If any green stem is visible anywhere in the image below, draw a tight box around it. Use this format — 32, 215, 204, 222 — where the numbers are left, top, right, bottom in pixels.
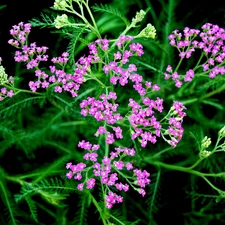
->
110, 214, 125, 225
114, 167, 136, 190
186, 158, 203, 170
85, 75, 106, 88
3, 84, 44, 96
180, 83, 225, 106
93, 77, 106, 88
90, 193, 108, 225
54, 95, 71, 106
147, 160, 225, 194
174, 57, 183, 72
5, 176, 26, 185
152, 146, 174, 158
200, 84, 225, 100
104, 121, 109, 157
66, 2, 100, 38
0, 181, 17, 225
201, 176, 223, 193
193, 53, 204, 70
83, 2, 101, 38
137, 61, 163, 74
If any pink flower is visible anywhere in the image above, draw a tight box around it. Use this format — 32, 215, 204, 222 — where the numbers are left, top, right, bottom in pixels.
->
77, 183, 84, 191
86, 178, 96, 189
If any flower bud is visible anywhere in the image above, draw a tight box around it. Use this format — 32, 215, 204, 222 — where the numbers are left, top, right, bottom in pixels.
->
219, 126, 225, 137
0, 65, 8, 85
201, 136, 211, 148
199, 150, 211, 159
53, 0, 68, 10
136, 23, 156, 39
131, 10, 146, 26
54, 14, 69, 29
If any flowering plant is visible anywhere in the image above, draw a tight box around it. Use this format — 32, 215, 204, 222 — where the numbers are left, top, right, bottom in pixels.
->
1, 0, 225, 224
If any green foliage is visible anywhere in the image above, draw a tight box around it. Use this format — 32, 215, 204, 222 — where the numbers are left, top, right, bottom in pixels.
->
25, 197, 38, 223
29, 13, 56, 28
0, 95, 46, 119
15, 178, 75, 205
72, 194, 89, 225
92, 4, 129, 26
147, 169, 162, 221
110, 209, 140, 225
66, 27, 89, 66
0, 175, 20, 225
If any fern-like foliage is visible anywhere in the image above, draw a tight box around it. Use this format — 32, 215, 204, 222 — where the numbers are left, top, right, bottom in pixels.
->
0, 95, 46, 119
33, 155, 71, 183
72, 194, 89, 225
29, 13, 56, 28
0, 173, 20, 225
188, 192, 225, 204
156, 0, 178, 75
65, 27, 90, 66
25, 197, 38, 223
0, 124, 27, 156
110, 209, 140, 225
15, 178, 76, 206
146, 169, 162, 224
92, 4, 129, 26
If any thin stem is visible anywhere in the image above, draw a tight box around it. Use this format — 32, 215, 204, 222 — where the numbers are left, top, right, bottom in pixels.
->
186, 158, 203, 170
152, 146, 174, 158
64, 4, 100, 38
85, 75, 106, 88
0, 181, 17, 225
201, 176, 223, 194
83, 2, 101, 38
54, 95, 71, 106
5, 176, 26, 185
110, 214, 125, 225
147, 160, 225, 194
104, 120, 109, 157
90, 193, 108, 225
174, 57, 183, 72
200, 84, 225, 100
193, 53, 204, 70
3, 84, 44, 96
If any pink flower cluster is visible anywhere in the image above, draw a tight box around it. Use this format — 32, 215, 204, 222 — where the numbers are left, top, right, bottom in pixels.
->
8, 22, 49, 70
80, 92, 124, 144
102, 35, 160, 95
8, 23, 102, 97
80, 92, 122, 122
8, 22, 31, 45
0, 87, 14, 101
128, 97, 163, 147
94, 125, 123, 144
88, 38, 110, 53
162, 101, 186, 148
66, 141, 150, 208
164, 65, 195, 88
8, 25, 160, 101
165, 23, 225, 87
105, 192, 123, 209
28, 54, 87, 97
128, 98, 187, 148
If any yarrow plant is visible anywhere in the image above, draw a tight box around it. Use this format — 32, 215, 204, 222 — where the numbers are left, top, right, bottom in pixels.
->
1, 1, 225, 225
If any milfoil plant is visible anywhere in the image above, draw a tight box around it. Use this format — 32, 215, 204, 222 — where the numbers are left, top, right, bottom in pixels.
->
1, 0, 225, 224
